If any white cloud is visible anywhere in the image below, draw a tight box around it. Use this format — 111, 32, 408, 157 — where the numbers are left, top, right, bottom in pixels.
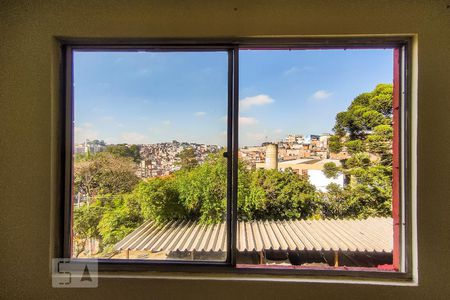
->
162, 120, 171, 126
273, 129, 283, 134
239, 116, 258, 126
137, 68, 151, 76
242, 131, 269, 146
311, 90, 333, 100
194, 111, 206, 117
74, 123, 99, 143
246, 132, 266, 140
101, 116, 124, 127
240, 94, 274, 110
283, 67, 300, 76
119, 132, 150, 144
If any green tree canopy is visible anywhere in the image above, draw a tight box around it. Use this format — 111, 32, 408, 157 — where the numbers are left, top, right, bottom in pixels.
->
105, 144, 141, 163
322, 83, 394, 219
322, 162, 341, 179
239, 168, 319, 221
97, 194, 143, 248
134, 177, 188, 224
176, 148, 199, 171
73, 202, 103, 257
333, 84, 393, 140
74, 152, 140, 197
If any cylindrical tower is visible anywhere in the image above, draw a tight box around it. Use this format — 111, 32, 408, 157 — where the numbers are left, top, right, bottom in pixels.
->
265, 143, 278, 170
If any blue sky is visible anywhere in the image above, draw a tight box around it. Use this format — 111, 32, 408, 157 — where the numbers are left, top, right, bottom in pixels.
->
74, 49, 393, 146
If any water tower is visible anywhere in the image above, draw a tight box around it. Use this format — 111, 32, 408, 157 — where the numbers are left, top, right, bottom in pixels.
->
265, 143, 278, 170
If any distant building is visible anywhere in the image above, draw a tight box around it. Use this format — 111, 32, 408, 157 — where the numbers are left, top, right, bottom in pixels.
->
285, 134, 302, 143
257, 158, 344, 192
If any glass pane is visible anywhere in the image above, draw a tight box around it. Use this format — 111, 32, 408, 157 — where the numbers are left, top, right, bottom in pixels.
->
237, 49, 396, 270
72, 50, 229, 262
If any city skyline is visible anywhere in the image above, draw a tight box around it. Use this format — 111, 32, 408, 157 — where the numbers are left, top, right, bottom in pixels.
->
74, 49, 393, 146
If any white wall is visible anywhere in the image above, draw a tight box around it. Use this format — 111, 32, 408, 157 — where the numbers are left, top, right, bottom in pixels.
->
308, 170, 344, 192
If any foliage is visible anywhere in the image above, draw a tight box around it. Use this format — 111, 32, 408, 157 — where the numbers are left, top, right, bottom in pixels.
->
366, 124, 393, 165
345, 140, 364, 154
176, 148, 199, 171
333, 84, 393, 140
97, 194, 143, 246
328, 135, 343, 153
105, 144, 141, 163
321, 83, 394, 219
72, 202, 104, 257
175, 152, 227, 223
90, 139, 106, 146
319, 183, 356, 218
134, 177, 188, 224
322, 162, 341, 179
239, 168, 319, 221
130, 151, 320, 226
74, 152, 139, 197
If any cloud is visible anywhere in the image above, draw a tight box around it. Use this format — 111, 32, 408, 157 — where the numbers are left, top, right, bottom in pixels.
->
311, 90, 333, 100
239, 116, 258, 126
101, 116, 124, 127
273, 129, 283, 134
246, 132, 266, 140
240, 94, 274, 110
114, 57, 124, 63
194, 111, 206, 117
283, 67, 300, 76
162, 120, 171, 126
74, 123, 99, 143
242, 131, 269, 146
119, 132, 150, 144
137, 68, 151, 76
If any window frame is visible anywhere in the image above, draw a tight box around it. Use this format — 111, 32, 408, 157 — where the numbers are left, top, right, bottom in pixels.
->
59, 36, 414, 282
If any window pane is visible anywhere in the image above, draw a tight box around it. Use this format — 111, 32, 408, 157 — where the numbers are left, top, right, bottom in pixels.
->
237, 49, 396, 270
72, 51, 229, 262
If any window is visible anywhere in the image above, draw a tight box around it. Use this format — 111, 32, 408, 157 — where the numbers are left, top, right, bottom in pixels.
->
62, 38, 412, 280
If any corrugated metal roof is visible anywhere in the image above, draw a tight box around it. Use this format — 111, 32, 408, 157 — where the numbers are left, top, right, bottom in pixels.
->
114, 217, 392, 253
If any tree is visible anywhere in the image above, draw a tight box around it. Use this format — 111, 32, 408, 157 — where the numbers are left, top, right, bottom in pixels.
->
135, 177, 188, 224
175, 152, 227, 224
90, 139, 106, 146
366, 124, 393, 165
97, 194, 143, 248
131, 151, 321, 225
105, 144, 141, 163
72, 202, 103, 257
319, 183, 356, 218
324, 83, 394, 219
328, 135, 343, 153
322, 162, 341, 179
176, 148, 198, 171
345, 140, 364, 154
74, 152, 140, 197
239, 168, 319, 221
333, 84, 393, 140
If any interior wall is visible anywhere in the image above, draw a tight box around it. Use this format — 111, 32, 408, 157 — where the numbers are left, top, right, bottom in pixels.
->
1, 0, 449, 299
